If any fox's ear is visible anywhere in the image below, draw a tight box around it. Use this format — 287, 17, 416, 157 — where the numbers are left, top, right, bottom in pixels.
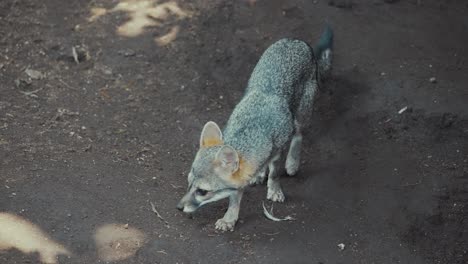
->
216, 145, 239, 173
200, 121, 223, 148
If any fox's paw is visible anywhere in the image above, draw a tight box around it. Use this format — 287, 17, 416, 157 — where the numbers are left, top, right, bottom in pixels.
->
267, 188, 285, 202
215, 218, 236, 232
285, 160, 299, 176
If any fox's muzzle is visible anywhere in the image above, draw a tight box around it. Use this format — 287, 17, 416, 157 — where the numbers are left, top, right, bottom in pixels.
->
176, 202, 184, 211
176, 192, 200, 213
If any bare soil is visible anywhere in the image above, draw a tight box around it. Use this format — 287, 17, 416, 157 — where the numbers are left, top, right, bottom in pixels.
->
1, 0, 467, 263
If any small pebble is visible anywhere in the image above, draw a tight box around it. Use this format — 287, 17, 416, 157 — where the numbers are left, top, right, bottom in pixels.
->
337, 243, 345, 251
429, 77, 437, 83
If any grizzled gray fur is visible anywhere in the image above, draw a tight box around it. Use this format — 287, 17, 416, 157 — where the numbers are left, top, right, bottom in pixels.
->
177, 26, 333, 232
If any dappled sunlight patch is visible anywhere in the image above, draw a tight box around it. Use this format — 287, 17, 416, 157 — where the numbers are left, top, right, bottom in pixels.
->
88, 0, 191, 45
88, 7, 108, 22
155, 25, 180, 46
0, 213, 70, 264
94, 223, 146, 262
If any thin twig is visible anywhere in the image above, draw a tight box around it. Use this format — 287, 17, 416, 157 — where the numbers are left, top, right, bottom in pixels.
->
19, 87, 43, 98
58, 79, 77, 90
133, 175, 144, 183
262, 232, 280, 236
401, 180, 422, 187
150, 201, 169, 226
262, 201, 295, 222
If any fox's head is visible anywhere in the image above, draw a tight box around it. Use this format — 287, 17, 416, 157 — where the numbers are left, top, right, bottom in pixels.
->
177, 121, 249, 213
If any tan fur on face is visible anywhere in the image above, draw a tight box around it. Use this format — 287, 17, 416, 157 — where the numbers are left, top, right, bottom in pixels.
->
230, 157, 255, 187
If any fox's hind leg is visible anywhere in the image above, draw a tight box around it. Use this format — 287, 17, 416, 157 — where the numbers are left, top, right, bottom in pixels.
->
285, 120, 302, 176
267, 153, 285, 202
286, 78, 317, 176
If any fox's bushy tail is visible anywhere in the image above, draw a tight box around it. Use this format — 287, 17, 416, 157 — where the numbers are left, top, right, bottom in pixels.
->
314, 25, 333, 79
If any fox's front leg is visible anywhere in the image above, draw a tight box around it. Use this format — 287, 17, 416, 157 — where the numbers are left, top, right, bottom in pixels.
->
215, 189, 243, 232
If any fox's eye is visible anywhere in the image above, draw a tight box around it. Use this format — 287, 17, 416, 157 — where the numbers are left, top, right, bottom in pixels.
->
196, 188, 208, 196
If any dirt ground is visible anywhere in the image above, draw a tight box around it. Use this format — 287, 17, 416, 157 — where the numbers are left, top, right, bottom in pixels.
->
1, 0, 467, 263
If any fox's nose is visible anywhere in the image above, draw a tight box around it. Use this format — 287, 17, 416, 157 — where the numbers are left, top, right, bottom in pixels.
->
176, 202, 184, 211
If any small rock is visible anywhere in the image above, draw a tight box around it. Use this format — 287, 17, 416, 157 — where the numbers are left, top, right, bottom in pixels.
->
124, 223, 129, 229
429, 77, 437, 83
25, 69, 44, 80
118, 49, 136, 57
337, 243, 345, 251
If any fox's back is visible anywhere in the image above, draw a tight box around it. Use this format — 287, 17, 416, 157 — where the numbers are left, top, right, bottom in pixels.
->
246, 39, 314, 98
224, 39, 315, 161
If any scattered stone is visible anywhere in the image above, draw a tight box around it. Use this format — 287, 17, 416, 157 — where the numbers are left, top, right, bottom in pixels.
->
118, 49, 136, 57
337, 243, 345, 251
25, 69, 44, 80
429, 77, 437, 83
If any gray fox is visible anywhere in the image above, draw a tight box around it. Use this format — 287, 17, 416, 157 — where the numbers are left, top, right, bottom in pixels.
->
177, 26, 333, 231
